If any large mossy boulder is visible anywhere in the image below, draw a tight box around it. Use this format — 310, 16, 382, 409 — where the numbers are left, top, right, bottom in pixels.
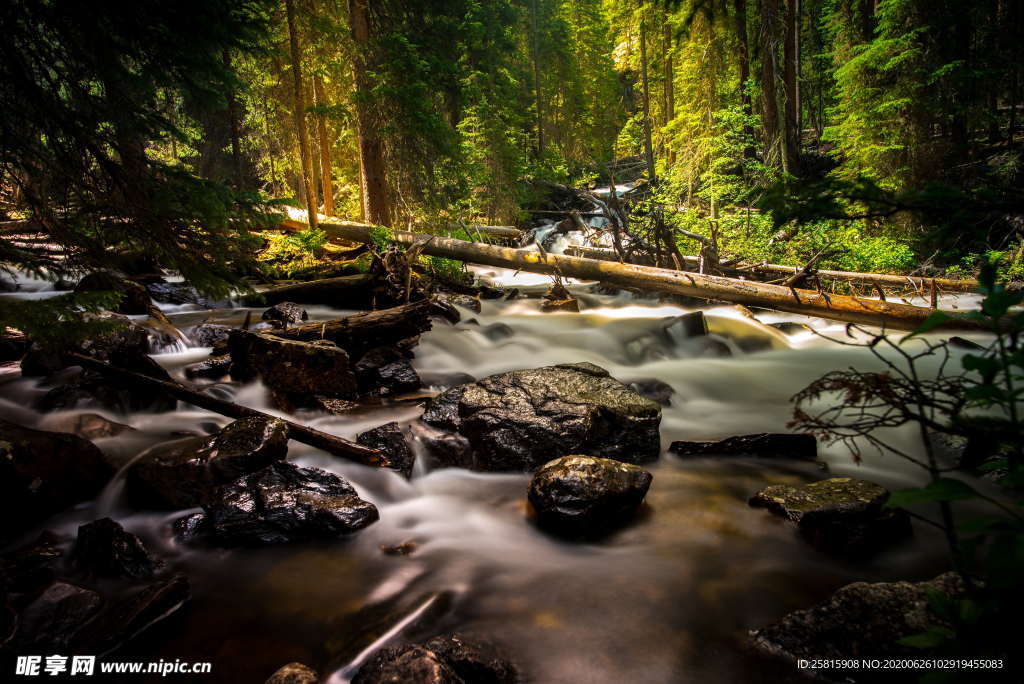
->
528, 455, 653, 538
751, 573, 967, 682
421, 363, 661, 472
749, 477, 911, 556
186, 461, 379, 545
0, 419, 112, 540
127, 416, 289, 509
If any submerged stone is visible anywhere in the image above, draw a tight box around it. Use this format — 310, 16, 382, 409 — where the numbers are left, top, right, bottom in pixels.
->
670, 433, 817, 460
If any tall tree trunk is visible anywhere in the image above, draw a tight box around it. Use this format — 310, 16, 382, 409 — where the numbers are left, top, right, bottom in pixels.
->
348, 0, 390, 225
285, 0, 318, 230
782, 0, 800, 174
639, 18, 656, 183
735, 0, 754, 158
312, 75, 335, 216
223, 50, 243, 187
530, 0, 545, 157
758, 0, 783, 170
663, 18, 675, 163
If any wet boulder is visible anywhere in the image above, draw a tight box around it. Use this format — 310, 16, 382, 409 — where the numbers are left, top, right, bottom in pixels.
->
74, 575, 190, 655
262, 301, 308, 328
186, 323, 232, 347
41, 412, 135, 441
751, 573, 967, 681
0, 531, 63, 595
196, 461, 379, 545
228, 330, 358, 397
626, 378, 675, 406
37, 350, 176, 414
21, 311, 150, 377
357, 422, 415, 478
528, 455, 653, 538
10, 581, 103, 650
670, 433, 816, 460
184, 354, 233, 380
354, 634, 517, 684
266, 662, 319, 684
76, 271, 152, 315
71, 518, 162, 579
0, 419, 111, 540
354, 345, 421, 397
749, 477, 912, 556
127, 416, 289, 509
421, 363, 661, 472
438, 294, 482, 314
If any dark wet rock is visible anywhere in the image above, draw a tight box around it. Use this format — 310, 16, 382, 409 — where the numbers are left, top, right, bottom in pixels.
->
354, 633, 516, 684
75, 575, 190, 655
13, 581, 103, 650
412, 424, 475, 470
147, 281, 223, 308
0, 531, 63, 595
262, 302, 308, 328
769, 321, 813, 335
229, 330, 358, 397
354, 345, 421, 397
128, 416, 289, 509
0, 327, 29, 362
478, 285, 505, 299
186, 323, 233, 347
665, 310, 708, 338
528, 455, 653, 537
266, 662, 319, 684
421, 363, 661, 472
419, 371, 476, 389
42, 412, 135, 441
198, 461, 379, 545
76, 271, 152, 315
751, 573, 967, 680
172, 512, 209, 544
439, 294, 482, 314
184, 354, 233, 380
627, 378, 675, 406
0, 419, 111, 540
71, 518, 162, 579
21, 311, 150, 377
749, 477, 912, 556
357, 422, 415, 478
540, 298, 579, 313
670, 433, 817, 460
480, 322, 514, 342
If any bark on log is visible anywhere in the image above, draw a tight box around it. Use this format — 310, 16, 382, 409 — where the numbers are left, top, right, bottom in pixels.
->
565, 246, 979, 293
278, 215, 522, 243
270, 300, 433, 357
284, 215, 980, 331
67, 353, 391, 469
244, 274, 376, 308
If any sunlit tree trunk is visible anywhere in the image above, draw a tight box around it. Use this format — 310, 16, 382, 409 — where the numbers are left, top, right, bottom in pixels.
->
223, 50, 243, 187
285, 0, 318, 230
663, 17, 675, 164
735, 0, 754, 158
348, 0, 389, 225
639, 18, 656, 183
530, 0, 546, 157
312, 75, 334, 216
758, 0, 783, 170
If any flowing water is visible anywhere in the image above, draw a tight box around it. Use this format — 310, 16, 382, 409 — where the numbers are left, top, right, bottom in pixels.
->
0, 249, 991, 683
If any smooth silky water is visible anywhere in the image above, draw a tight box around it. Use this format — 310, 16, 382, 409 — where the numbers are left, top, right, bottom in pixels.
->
0, 264, 989, 683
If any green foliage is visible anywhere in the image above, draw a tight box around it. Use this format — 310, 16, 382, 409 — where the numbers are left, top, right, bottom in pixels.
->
257, 229, 332, 279
0, 292, 125, 349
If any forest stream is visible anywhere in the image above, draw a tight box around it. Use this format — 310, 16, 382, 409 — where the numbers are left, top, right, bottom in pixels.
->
0, 235, 992, 682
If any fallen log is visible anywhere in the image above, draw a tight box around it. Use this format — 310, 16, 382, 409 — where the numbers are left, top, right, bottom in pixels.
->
244, 274, 376, 308
67, 353, 392, 469
270, 300, 434, 357
284, 215, 980, 331
566, 246, 980, 293
278, 214, 523, 243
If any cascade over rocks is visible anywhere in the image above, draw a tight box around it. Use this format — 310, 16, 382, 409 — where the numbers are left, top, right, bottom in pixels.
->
420, 363, 661, 471
187, 461, 379, 545
670, 433, 817, 460
0, 419, 111, 540
354, 633, 517, 684
127, 416, 289, 509
751, 573, 967, 682
528, 455, 653, 537
749, 477, 912, 556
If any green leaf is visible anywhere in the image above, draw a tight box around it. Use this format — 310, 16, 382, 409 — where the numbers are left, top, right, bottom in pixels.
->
886, 479, 977, 507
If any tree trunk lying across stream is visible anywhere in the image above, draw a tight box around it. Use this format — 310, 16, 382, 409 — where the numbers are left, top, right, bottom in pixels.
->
280, 214, 979, 331
563, 246, 979, 293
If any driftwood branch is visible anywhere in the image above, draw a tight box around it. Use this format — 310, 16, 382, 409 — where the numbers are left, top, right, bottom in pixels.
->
68, 353, 392, 469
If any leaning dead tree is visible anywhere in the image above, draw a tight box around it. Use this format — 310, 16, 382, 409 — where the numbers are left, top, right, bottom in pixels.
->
281, 211, 981, 331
